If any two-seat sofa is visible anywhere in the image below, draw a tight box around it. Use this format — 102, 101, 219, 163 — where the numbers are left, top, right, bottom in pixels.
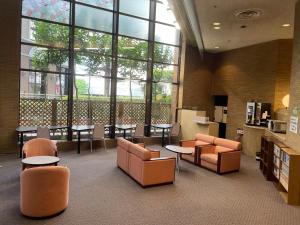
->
117, 138, 176, 187
180, 134, 241, 174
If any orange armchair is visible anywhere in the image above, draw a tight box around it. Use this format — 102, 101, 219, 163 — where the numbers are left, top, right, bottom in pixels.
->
23, 138, 57, 158
20, 166, 70, 218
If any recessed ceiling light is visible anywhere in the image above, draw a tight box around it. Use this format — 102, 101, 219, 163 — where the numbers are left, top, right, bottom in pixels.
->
214, 46, 220, 49
282, 23, 291, 27
214, 26, 221, 30
213, 22, 221, 26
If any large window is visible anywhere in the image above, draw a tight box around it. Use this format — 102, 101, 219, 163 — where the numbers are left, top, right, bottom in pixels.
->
20, 0, 181, 137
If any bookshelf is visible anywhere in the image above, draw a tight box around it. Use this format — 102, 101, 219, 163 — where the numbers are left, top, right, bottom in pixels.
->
260, 136, 276, 181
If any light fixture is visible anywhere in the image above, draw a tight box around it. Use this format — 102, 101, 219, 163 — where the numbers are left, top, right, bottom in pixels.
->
282, 23, 291, 27
214, 26, 221, 30
213, 22, 221, 26
282, 94, 290, 108
214, 46, 220, 49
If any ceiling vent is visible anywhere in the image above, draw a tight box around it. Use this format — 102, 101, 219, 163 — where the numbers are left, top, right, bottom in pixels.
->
235, 9, 263, 20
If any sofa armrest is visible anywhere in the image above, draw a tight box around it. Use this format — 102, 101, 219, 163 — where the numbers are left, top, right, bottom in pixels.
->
180, 140, 196, 147
142, 158, 176, 186
217, 150, 241, 174
196, 145, 215, 165
145, 147, 161, 158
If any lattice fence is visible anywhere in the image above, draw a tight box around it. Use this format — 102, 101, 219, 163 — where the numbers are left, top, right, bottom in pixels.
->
20, 98, 171, 126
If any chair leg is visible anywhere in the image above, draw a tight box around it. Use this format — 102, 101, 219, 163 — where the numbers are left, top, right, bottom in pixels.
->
90, 139, 93, 152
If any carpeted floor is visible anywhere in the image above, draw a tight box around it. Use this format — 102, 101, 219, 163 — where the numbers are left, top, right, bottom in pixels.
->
1, 146, 300, 225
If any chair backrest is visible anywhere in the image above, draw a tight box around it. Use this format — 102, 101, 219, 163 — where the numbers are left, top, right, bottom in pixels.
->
23, 138, 57, 158
170, 123, 180, 137
20, 166, 70, 217
93, 124, 105, 139
37, 127, 50, 139
133, 124, 144, 138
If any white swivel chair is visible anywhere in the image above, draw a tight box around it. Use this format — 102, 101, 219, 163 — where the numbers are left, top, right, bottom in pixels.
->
168, 123, 181, 144
37, 127, 51, 139
132, 124, 145, 144
90, 124, 107, 152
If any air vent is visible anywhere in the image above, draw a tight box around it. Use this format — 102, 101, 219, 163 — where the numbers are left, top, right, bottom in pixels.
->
235, 9, 263, 20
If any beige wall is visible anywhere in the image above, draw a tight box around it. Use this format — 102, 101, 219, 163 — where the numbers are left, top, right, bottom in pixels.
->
182, 45, 214, 117
0, 0, 21, 153
286, 1, 300, 152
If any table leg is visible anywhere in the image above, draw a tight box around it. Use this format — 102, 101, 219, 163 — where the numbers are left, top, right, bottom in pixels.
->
161, 128, 165, 147
176, 153, 180, 173
19, 132, 24, 158
77, 131, 81, 154
123, 130, 126, 139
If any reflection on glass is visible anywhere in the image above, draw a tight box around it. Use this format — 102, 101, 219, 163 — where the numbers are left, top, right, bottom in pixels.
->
76, 4, 113, 32
117, 59, 147, 80
154, 43, 179, 64
119, 15, 149, 40
119, 0, 150, 18
22, 0, 70, 24
21, 45, 69, 72
21, 19, 69, 48
75, 29, 112, 55
118, 37, 148, 60
156, 1, 176, 24
76, 0, 113, 10
155, 23, 180, 45
153, 64, 178, 83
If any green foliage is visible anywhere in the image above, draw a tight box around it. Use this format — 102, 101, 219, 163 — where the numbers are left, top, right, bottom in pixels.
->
75, 79, 88, 95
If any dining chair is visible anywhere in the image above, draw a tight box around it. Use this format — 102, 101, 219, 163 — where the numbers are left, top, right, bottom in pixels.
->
90, 124, 106, 152
37, 127, 50, 139
168, 123, 181, 144
132, 123, 145, 144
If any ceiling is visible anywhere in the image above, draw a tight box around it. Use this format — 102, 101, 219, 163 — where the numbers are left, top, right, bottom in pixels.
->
193, 0, 297, 53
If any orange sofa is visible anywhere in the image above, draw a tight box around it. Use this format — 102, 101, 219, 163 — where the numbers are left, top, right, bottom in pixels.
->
180, 134, 241, 174
20, 166, 70, 218
117, 138, 176, 187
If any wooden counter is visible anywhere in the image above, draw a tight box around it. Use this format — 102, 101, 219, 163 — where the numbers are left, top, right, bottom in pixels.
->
242, 125, 267, 157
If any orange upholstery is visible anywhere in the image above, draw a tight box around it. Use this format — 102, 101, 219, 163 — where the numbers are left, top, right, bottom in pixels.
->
23, 138, 57, 158
213, 138, 241, 150
116, 138, 175, 187
20, 166, 70, 218
201, 154, 218, 164
195, 133, 215, 144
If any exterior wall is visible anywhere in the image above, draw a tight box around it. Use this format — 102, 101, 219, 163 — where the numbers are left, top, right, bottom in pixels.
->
212, 40, 292, 140
0, 0, 21, 153
286, 0, 300, 153
182, 45, 213, 116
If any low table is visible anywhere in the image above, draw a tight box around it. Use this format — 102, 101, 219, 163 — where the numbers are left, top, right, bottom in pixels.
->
22, 156, 60, 167
165, 145, 194, 172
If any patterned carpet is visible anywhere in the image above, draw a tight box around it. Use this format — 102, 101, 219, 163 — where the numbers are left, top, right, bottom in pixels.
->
1, 146, 300, 225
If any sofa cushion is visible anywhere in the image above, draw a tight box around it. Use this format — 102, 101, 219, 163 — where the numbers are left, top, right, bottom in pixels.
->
215, 146, 233, 153
195, 134, 215, 144
214, 138, 241, 150
117, 138, 131, 151
128, 143, 151, 161
195, 140, 211, 147
201, 154, 218, 164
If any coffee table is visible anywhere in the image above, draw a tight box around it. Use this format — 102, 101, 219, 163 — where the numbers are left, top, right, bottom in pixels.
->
22, 156, 60, 167
165, 145, 194, 172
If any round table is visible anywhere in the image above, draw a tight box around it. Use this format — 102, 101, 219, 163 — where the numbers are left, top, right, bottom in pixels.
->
22, 156, 60, 167
165, 145, 194, 172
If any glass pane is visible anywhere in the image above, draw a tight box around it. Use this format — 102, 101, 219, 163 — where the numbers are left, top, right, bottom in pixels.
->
21, 45, 69, 72
19, 71, 68, 126
119, 0, 150, 18
76, 0, 113, 10
73, 76, 111, 125
75, 4, 113, 32
21, 19, 69, 48
75, 53, 112, 76
75, 28, 112, 56
156, 1, 176, 24
152, 83, 178, 124
153, 64, 178, 83
117, 59, 147, 80
22, 0, 70, 24
118, 37, 148, 60
119, 15, 149, 40
116, 80, 146, 125
155, 23, 180, 45
154, 43, 179, 64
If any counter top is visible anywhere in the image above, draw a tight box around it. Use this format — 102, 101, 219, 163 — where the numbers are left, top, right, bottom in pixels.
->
243, 124, 267, 130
